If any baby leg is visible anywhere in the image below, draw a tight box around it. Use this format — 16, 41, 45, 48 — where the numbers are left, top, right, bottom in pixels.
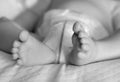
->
12, 30, 56, 66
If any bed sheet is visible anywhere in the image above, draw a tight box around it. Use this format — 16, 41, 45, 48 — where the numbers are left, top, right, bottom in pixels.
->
0, 51, 120, 82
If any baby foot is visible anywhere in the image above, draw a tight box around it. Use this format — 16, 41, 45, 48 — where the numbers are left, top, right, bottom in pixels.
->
69, 22, 97, 65
12, 31, 56, 66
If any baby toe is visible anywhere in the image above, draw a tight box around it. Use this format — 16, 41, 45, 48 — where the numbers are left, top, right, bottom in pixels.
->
81, 38, 90, 44
19, 30, 29, 42
82, 44, 89, 51
13, 40, 21, 48
79, 31, 88, 38
12, 47, 19, 54
18, 46, 26, 58
73, 22, 84, 34
17, 59, 23, 65
13, 54, 19, 60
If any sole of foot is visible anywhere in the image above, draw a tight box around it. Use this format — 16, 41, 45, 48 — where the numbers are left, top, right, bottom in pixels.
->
12, 30, 56, 66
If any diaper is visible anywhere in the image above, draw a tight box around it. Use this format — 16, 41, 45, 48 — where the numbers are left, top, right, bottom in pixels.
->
40, 9, 109, 40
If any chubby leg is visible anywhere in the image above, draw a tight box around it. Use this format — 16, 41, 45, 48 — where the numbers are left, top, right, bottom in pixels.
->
69, 22, 98, 65
12, 31, 56, 66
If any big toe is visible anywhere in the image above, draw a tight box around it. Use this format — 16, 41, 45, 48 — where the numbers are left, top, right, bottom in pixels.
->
19, 30, 29, 42
73, 22, 84, 34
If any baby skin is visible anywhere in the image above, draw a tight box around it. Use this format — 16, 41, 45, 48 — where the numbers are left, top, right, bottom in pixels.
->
12, 0, 120, 66
12, 22, 64, 66
49, 0, 120, 65
70, 20, 120, 65
69, 22, 98, 65
12, 31, 56, 66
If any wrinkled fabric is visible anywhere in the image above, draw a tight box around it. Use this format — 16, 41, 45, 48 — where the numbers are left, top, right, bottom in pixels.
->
39, 9, 109, 40
0, 51, 120, 82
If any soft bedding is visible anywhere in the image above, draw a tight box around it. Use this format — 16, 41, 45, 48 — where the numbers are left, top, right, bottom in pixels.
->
0, 51, 120, 82
0, 0, 120, 82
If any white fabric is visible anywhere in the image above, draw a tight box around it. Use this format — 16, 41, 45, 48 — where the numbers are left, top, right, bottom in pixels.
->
39, 9, 109, 41
0, 0, 23, 19
0, 51, 120, 82
0, 0, 50, 19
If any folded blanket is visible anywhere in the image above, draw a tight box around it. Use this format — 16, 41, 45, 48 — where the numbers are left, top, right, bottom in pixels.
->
0, 51, 120, 82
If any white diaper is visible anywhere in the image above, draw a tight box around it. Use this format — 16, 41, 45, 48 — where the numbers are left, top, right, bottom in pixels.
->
40, 9, 109, 40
